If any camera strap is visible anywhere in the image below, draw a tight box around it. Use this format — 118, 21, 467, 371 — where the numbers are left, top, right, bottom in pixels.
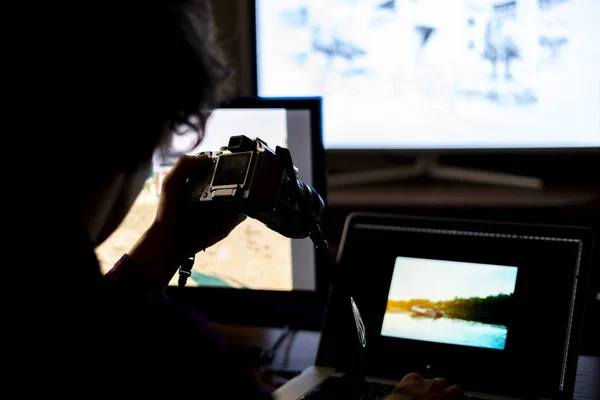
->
310, 223, 367, 391
177, 255, 196, 288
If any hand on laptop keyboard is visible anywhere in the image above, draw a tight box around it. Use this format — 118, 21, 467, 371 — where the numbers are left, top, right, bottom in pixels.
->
301, 372, 462, 400
383, 372, 463, 400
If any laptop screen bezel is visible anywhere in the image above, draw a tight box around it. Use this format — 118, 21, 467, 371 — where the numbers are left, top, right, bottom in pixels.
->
316, 212, 593, 398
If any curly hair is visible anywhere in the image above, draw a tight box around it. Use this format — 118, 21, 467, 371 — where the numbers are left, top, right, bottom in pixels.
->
63, 0, 234, 175
161, 0, 235, 145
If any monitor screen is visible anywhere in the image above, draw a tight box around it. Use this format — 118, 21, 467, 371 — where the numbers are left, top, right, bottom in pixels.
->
255, 0, 600, 149
96, 106, 317, 291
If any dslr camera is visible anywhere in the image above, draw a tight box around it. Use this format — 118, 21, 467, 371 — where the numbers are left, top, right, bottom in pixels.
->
189, 135, 325, 239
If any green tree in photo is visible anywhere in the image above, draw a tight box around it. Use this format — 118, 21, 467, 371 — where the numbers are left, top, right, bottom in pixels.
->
386, 293, 513, 326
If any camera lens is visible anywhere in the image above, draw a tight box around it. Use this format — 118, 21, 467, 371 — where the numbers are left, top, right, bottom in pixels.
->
296, 179, 325, 224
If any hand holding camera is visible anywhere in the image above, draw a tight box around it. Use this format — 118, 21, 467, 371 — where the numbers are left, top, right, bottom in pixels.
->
127, 153, 247, 289
156, 154, 249, 253
127, 135, 325, 290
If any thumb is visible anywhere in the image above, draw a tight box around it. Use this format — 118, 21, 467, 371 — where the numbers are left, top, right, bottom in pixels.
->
162, 154, 211, 193
199, 213, 248, 249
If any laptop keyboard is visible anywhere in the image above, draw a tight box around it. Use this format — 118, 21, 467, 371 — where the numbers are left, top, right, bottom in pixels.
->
300, 375, 501, 400
300, 377, 395, 399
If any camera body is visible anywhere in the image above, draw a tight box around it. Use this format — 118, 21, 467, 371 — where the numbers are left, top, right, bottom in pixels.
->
189, 135, 324, 239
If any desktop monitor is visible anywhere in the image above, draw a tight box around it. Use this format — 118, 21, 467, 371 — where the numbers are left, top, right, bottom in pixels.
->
252, 0, 600, 151
96, 97, 328, 328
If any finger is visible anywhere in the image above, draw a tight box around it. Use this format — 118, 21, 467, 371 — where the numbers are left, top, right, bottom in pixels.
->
229, 213, 247, 227
391, 373, 425, 397
197, 206, 247, 224
173, 154, 211, 180
444, 384, 464, 399
400, 372, 424, 384
201, 212, 246, 228
196, 213, 248, 248
429, 377, 449, 391
214, 213, 247, 234
162, 154, 210, 191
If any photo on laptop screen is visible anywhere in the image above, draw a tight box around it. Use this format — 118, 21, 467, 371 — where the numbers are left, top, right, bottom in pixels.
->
381, 257, 518, 350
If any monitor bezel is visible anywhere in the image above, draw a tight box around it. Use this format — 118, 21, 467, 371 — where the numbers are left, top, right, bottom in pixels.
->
164, 97, 329, 330
249, 0, 600, 153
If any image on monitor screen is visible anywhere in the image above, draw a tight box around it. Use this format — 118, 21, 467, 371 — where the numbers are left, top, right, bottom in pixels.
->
381, 257, 518, 350
256, 0, 600, 149
96, 107, 316, 291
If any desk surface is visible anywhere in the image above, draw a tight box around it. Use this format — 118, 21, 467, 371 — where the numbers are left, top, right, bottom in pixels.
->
220, 326, 599, 399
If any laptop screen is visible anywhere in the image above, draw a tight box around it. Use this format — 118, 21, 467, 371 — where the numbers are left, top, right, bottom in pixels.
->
319, 214, 592, 399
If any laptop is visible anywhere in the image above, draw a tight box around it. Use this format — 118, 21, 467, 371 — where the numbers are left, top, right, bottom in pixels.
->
275, 213, 594, 400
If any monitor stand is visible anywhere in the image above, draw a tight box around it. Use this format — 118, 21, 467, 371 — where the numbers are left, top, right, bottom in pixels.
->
328, 155, 544, 189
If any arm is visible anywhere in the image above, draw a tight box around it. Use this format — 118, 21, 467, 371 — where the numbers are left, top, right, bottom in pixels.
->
103, 252, 273, 399
109, 222, 187, 291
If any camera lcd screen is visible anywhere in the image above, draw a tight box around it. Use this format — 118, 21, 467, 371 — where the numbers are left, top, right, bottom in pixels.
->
212, 152, 252, 186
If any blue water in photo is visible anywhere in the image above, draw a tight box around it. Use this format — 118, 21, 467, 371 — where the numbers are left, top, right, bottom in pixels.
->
381, 312, 508, 350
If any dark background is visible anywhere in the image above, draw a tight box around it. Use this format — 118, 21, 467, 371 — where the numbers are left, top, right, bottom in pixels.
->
208, 1, 599, 355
